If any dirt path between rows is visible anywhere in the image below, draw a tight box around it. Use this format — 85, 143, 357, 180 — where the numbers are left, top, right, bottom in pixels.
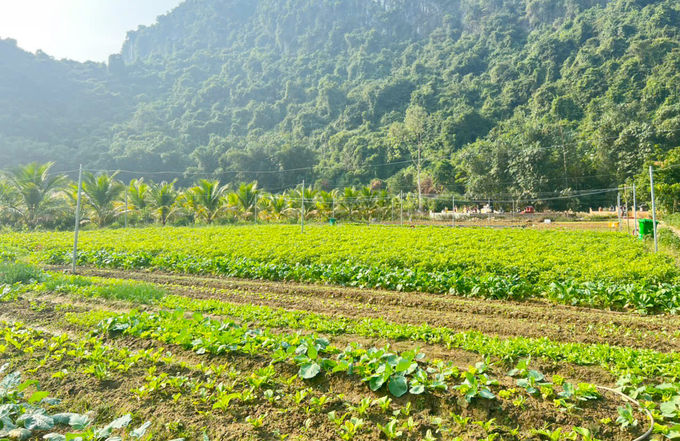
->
57, 266, 680, 352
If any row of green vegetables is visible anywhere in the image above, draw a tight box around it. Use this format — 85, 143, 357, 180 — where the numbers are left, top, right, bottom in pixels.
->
1, 224, 676, 292
28, 270, 680, 381
58, 307, 668, 439
35, 248, 680, 314
0, 318, 624, 441
95, 308, 446, 398
6, 268, 680, 438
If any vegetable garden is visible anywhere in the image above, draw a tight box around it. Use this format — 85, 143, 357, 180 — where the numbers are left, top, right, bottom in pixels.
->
0, 225, 678, 440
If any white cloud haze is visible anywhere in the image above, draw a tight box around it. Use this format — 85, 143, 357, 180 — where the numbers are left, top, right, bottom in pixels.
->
0, 0, 183, 62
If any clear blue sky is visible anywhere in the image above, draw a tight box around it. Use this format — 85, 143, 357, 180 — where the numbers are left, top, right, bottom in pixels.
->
0, 0, 184, 62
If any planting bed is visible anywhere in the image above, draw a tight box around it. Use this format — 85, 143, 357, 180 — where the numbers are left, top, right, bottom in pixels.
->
0, 225, 677, 440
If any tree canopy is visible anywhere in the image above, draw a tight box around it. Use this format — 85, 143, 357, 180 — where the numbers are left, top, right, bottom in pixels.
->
1, 0, 680, 207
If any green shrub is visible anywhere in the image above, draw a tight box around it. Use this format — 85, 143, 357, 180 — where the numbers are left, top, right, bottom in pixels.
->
659, 228, 680, 251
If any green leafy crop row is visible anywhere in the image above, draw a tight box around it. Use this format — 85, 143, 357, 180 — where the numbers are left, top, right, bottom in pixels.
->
20, 267, 680, 382
1, 225, 678, 313
94, 309, 458, 398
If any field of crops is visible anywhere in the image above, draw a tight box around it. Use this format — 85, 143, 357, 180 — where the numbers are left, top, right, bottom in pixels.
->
0, 225, 679, 440
1, 225, 679, 313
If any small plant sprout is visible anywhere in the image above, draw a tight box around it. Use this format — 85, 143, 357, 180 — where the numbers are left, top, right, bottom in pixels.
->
400, 417, 416, 433
393, 402, 412, 417
573, 427, 602, 441
372, 396, 392, 412
264, 389, 280, 404
348, 397, 371, 416
338, 417, 364, 441
308, 394, 329, 413
423, 429, 437, 441
327, 410, 348, 428
473, 418, 497, 433
531, 427, 567, 441
616, 404, 638, 429
246, 414, 265, 429
377, 419, 403, 439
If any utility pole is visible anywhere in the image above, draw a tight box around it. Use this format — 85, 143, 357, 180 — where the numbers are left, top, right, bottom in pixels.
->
254, 193, 258, 223
650, 166, 658, 252
400, 191, 403, 227
124, 187, 128, 229
617, 191, 622, 231
417, 144, 422, 214
301, 180, 305, 233
625, 186, 630, 234
487, 198, 491, 222
633, 184, 637, 236
72, 165, 83, 274
452, 194, 455, 227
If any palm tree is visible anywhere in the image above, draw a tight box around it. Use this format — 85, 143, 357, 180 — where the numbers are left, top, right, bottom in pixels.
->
338, 187, 360, 221
127, 179, 150, 210
288, 186, 317, 220
0, 178, 19, 224
126, 178, 152, 224
261, 193, 290, 221
228, 182, 260, 221
3, 162, 68, 229
357, 186, 375, 222
178, 188, 199, 224
186, 179, 230, 224
80, 172, 125, 228
374, 189, 391, 220
314, 190, 339, 220
149, 180, 179, 226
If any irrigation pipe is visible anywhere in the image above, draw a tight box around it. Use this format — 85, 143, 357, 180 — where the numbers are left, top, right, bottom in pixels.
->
596, 385, 654, 441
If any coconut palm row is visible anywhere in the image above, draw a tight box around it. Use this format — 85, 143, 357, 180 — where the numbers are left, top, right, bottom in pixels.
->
0, 163, 415, 229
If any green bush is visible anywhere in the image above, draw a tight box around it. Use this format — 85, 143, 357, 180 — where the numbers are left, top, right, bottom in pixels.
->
659, 228, 680, 252
664, 213, 680, 229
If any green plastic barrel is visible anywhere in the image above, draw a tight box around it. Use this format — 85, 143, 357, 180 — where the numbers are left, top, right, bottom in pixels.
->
329, 218, 337, 226
638, 219, 656, 239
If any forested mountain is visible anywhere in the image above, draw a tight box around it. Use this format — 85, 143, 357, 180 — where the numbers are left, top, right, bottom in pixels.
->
1, 0, 680, 205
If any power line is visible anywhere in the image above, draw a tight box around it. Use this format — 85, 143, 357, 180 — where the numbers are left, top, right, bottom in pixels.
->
82, 159, 414, 177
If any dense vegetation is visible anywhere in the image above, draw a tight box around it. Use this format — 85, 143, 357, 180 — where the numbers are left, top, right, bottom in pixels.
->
3, 224, 678, 313
0, 162, 454, 231
2, 0, 680, 209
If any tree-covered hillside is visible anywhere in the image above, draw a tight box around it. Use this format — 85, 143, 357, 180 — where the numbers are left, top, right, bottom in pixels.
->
1, 0, 679, 206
